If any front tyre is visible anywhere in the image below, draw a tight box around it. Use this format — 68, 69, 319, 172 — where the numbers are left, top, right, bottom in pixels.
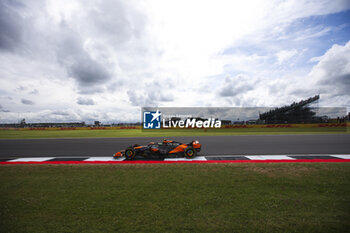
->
124, 147, 136, 160
184, 147, 197, 159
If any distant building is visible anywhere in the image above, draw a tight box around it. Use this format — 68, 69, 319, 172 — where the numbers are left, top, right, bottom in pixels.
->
221, 120, 232, 125
0, 122, 86, 128
246, 120, 257, 124
259, 95, 325, 124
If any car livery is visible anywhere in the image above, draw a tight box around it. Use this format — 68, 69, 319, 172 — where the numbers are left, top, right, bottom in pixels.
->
114, 139, 201, 160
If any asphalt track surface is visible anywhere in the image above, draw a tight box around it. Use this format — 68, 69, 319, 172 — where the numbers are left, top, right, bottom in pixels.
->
0, 134, 349, 159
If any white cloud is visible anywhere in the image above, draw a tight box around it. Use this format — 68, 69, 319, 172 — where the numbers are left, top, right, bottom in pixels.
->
219, 74, 257, 97
309, 41, 350, 102
21, 98, 34, 105
276, 49, 298, 65
0, 0, 350, 123
77, 97, 95, 106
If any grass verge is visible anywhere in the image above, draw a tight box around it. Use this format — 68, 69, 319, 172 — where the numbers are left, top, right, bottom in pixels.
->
1, 163, 350, 232
0, 127, 348, 139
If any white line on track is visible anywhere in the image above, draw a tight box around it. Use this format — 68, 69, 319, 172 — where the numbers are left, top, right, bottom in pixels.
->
4, 154, 350, 163
204, 154, 293, 157
330, 154, 350, 159
84, 157, 125, 161
164, 156, 207, 161
245, 155, 295, 160
8, 157, 55, 162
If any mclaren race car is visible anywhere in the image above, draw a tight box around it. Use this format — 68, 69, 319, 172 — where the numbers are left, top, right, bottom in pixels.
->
114, 139, 201, 160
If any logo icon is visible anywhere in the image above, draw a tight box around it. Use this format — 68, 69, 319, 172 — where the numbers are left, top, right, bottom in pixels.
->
143, 109, 161, 129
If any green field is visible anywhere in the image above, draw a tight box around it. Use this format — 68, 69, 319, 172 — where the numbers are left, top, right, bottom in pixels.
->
0, 127, 348, 139
1, 163, 350, 232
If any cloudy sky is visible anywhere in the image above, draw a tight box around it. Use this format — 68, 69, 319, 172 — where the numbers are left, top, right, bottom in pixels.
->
0, 0, 349, 123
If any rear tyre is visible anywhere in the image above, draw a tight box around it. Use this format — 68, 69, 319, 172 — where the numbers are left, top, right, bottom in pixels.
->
124, 147, 136, 160
184, 147, 197, 159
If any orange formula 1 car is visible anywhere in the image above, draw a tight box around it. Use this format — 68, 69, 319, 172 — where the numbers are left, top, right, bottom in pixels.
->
114, 139, 201, 160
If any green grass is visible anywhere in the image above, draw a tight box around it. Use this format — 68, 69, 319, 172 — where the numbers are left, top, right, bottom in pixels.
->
0, 127, 348, 139
1, 163, 350, 232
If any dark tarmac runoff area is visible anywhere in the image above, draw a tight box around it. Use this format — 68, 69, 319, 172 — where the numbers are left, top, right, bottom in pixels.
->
0, 134, 349, 158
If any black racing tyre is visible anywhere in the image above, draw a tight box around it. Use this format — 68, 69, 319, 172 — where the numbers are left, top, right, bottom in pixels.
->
184, 146, 197, 159
124, 147, 136, 160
